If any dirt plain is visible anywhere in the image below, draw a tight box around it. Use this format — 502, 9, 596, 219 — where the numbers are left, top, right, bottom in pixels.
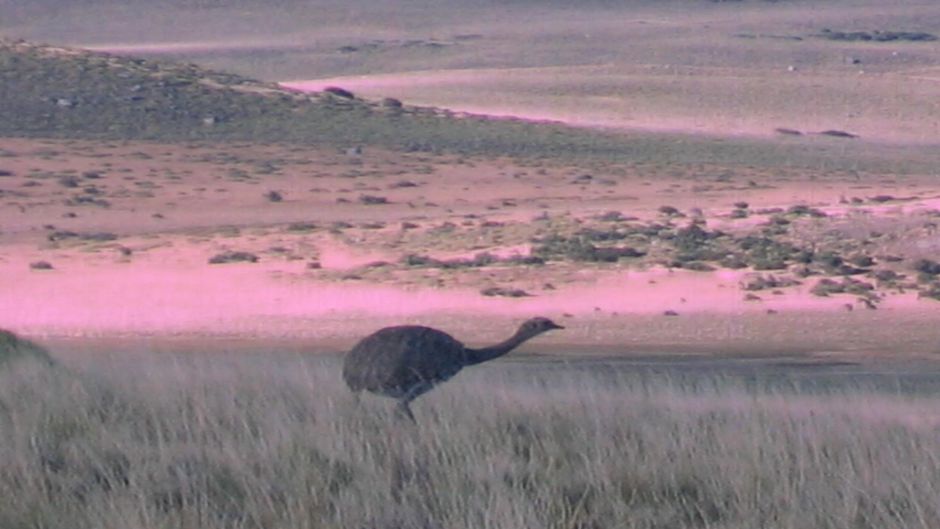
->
3, 135, 940, 360
2, 0, 940, 360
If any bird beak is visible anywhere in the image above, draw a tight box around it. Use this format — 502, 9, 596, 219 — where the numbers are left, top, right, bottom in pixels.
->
549, 322, 565, 330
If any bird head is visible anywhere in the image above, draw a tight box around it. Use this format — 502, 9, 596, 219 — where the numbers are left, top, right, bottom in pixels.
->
518, 317, 565, 338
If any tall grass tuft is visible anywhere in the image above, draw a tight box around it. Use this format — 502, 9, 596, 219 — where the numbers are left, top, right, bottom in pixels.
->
0, 329, 57, 367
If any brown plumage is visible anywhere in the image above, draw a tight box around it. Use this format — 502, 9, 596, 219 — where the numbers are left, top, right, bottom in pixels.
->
343, 317, 563, 420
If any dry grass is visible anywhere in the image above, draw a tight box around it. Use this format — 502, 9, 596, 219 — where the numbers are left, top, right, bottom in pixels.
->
1, 352, 939, 529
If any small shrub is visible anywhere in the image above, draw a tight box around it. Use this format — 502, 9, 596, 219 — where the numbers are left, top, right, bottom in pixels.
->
480, 287, 531, 297
811, 277, 873, 297
578, 228, 628, 242
390, 180, 418, 188
814, 251, 843, 269
402, 254, 437, 267
913, 258, 940, 275
287, 222, 316, 232
817, 29, 937, 42
811, 278, 843, 296
265, 190, 283, 202
29, 260, 54, 270
681, 261, 715, 272
786, 205, 827, 218
504, 255, 545, 265
720, 255, 749, 269
673, 224, 723, 261
740, 274, 800, 291
58, 175, 80, 188
848, 254, 874, 267
872, 269, 900, 282
358, 195, 389, 205
658, 205, 681, 217
918, 282, 940, 301
843, 278, 874, 295
80, 232, 117, 242
596, 211, 624, 222
208, 251, 259, 264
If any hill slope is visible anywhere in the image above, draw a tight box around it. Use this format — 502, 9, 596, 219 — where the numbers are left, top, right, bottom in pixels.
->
2, 39, 940, 175
0, 39, 630, 157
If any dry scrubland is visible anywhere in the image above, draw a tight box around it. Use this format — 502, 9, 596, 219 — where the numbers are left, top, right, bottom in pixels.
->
1, 352, 940, 529
3, 1, 940, 527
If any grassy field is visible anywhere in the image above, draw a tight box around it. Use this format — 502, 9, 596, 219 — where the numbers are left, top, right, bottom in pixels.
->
2, 351, 939, 529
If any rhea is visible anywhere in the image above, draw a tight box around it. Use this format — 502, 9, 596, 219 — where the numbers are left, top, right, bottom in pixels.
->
342, 317, 564, 421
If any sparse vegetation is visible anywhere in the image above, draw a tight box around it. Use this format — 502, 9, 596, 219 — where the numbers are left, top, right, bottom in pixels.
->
359, 194, 389, 205
29, 260, 54, 270
479, 286, 531, 297
817, 28, 938, 42
533, 233, 646, 263
208, 251, 260, 264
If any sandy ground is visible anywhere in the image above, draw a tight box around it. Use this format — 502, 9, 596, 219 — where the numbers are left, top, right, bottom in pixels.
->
2, 137, 940, 359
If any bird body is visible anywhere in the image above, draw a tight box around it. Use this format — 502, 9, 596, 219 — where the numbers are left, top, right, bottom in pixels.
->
343, 325, 466, 398
343, 317, 563, 420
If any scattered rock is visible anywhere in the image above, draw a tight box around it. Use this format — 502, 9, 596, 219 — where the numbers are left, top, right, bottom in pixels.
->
323, 86, 355, 99
381, 97, 403, 108
818, 130, 858, 139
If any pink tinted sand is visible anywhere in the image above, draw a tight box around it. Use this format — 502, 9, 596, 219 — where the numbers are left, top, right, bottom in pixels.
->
2, 243, 926, 339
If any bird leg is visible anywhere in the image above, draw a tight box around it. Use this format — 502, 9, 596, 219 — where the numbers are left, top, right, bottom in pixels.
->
395, 399, 416, 423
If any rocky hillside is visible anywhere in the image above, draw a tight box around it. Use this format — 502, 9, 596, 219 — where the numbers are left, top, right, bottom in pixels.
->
0, 39, 622, 156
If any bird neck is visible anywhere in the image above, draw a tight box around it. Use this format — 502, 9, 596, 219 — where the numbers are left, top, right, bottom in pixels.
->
463, 329, 533, 366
